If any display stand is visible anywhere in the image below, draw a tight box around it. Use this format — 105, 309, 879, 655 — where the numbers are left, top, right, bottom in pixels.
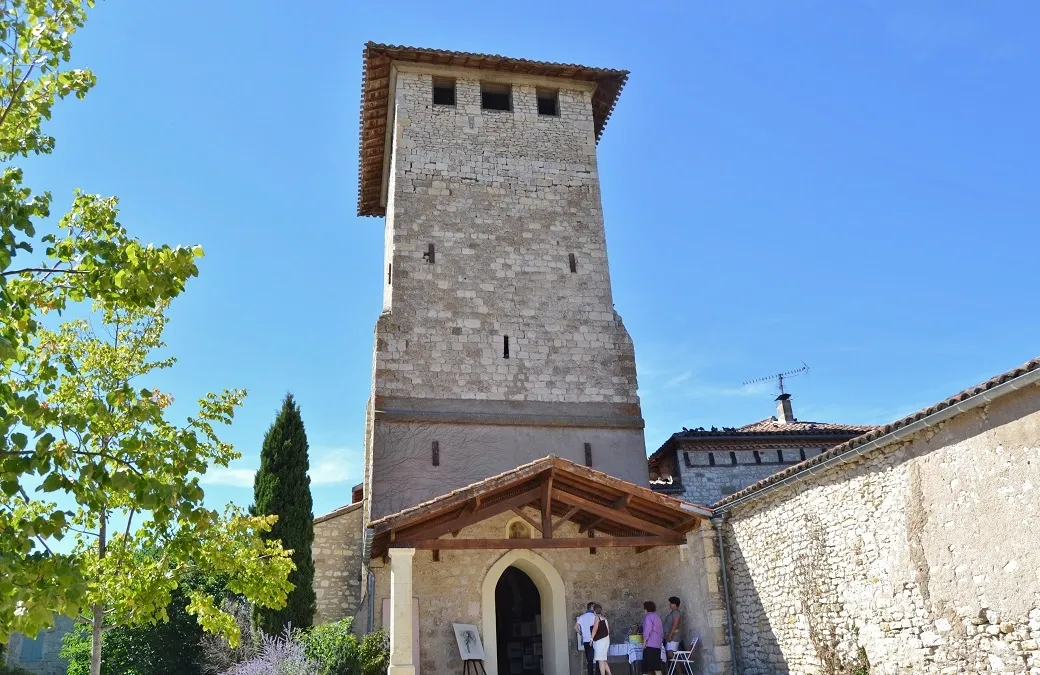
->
462, 659, 487, 675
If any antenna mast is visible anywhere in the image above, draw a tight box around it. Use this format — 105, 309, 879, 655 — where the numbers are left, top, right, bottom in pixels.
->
743, 362, 810, 396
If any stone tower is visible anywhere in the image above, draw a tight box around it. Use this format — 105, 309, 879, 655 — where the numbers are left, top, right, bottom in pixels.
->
358, 44, 647, 519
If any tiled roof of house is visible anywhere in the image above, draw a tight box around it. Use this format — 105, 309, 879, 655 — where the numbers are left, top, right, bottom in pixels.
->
357, 42, 629, 216
714, 356, 1040, 509
648, 418, 874, 466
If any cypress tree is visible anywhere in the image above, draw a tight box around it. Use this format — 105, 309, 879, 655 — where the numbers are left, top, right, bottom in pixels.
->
252, 393, 317, 633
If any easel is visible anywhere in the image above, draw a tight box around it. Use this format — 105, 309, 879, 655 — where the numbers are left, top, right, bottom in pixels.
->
462, 659, 487, 675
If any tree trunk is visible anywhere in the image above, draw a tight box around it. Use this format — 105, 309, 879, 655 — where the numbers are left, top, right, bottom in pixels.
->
90, 514, 107, 675
90, 603, 104, 675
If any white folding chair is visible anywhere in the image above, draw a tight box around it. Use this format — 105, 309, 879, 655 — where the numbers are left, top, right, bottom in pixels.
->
666, 635, 698, 675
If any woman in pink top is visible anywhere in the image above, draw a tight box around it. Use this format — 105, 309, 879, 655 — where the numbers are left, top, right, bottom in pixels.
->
641, 600, 664, 675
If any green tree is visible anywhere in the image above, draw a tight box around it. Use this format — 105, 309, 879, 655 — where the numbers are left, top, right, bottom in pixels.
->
252, 394, 317, 634
0, 3, 296, 674
60, 571, 221, 675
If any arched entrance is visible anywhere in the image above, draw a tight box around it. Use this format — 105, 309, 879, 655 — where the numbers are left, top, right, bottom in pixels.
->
481, 550, 567, 675
495, 567, 542, 675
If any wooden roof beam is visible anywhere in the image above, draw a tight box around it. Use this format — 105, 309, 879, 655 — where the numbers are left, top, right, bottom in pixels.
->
554, 490, 679, 538
396, 488, 539, 544
408, 536, 684, 550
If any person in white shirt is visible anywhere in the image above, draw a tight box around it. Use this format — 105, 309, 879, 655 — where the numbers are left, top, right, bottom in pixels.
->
574, 602, 596, 675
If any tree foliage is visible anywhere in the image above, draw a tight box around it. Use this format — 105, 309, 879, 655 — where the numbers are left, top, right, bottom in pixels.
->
0, 2, 295, 672
252, 394, 317, 634
61, 572, 220, 675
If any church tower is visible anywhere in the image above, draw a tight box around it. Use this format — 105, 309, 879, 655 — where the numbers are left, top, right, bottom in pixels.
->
358, 44, 646, 519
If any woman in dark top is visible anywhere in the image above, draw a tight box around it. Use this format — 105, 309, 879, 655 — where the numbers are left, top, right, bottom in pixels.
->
591, 603, 613, 675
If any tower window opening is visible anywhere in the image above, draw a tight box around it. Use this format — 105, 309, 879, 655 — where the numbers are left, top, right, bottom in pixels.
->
753, 450, 761, 464
800, 448, 807, 461
503, 335, 509, 359
387, 263, 392, 285
708, 453, 715, 466
584, 442, 592, 467
568, 253, 577, 273
432, 77, 456, 106
537, 87, 559, 116
432, 440, 440, 466
777, 450, 784, 463
730, 451, 738, 465
481, 82, 512, 111
423, 243, 435, 264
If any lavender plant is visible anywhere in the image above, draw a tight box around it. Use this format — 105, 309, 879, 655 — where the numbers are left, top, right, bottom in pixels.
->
221, 626, 320, 675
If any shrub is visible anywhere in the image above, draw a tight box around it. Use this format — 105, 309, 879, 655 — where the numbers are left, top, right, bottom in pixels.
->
300, 619, 388, 675
221, 626, 319, 675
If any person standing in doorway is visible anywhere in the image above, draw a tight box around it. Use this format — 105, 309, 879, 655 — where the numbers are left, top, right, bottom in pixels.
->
641, 600, 664, 675
663, 596, 682, 660
591, 604, 613, 675
575, 601, 596, 675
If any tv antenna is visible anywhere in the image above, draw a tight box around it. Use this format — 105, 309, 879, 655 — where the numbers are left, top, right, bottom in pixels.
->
743, 362, 810, 396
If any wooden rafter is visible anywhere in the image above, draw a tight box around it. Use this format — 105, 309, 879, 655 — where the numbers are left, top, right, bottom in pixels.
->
395, 488, 539, 544
552, 506, 582, 530
510, 507, 542, 534
541, 472, 554, 539
409, 536, 683, 550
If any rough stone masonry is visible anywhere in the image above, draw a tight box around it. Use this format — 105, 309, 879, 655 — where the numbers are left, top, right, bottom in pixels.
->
721, 379, 1040, 674
364, 69, 649, 519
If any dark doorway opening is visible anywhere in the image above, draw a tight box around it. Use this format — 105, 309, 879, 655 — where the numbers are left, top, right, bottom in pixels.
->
495, 566, 543, 675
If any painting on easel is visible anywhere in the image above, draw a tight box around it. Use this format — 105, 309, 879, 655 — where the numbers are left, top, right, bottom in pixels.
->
452, 623, 486, 661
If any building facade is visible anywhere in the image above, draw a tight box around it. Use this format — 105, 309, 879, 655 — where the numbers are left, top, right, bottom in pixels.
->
648, 394, 874, 505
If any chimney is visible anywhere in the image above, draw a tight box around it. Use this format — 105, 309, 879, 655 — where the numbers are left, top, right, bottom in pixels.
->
776, 393, 795, 424
351, 483, 364, 504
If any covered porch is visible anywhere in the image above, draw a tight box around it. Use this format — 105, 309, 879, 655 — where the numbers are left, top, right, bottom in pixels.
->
366, 456, 723, 675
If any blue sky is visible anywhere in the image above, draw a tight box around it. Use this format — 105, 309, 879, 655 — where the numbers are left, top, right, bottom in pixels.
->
24, 1, 1039, 518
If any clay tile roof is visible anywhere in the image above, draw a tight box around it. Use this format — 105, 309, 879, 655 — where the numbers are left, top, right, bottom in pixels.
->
734, 419, 877, 434
714, 355, 1040, 510
357, 42, 629, 217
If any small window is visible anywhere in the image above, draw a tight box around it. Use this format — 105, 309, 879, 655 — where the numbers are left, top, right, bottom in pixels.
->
568, 253, 577, 273
387, 263, 392, 285
432, 77, 455, 106
481, 82, 512, 111
584, 442, 592, 467
503, 335, 510, 359
537, 88, 559, 116
432, 440, 440, 466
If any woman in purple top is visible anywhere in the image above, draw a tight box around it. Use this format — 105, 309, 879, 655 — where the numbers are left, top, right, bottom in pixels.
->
641, 600, 664, 675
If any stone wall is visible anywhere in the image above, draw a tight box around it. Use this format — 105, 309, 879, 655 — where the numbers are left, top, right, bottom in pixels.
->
374, 71, 638, 405
723, 382, 1040, 674
4, 615, 73, 675
675, 446, 827, 505
369, 511, 728, 675
313, 502, 365, 624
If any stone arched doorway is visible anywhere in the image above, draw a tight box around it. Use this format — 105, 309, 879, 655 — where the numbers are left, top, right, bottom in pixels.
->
481, 550, 567, 675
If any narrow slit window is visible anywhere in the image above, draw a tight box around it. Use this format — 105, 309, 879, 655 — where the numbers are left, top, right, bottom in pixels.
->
683, 451, 692, 468
387, 263, 392, 285
537, 88, 559, 116
432, 440, 440, 466
753, 450, 761, 464
708, 452, 715, 466
800, 449, 807, 461
568, 253, 577, 273
481, 82, 512, 111
423, 243, 435, 264
777, 450, 784, 463
729, 451, 737, 465
503, 335, 510, 359
584, 442, 592, 467
432, 77, 456, 106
